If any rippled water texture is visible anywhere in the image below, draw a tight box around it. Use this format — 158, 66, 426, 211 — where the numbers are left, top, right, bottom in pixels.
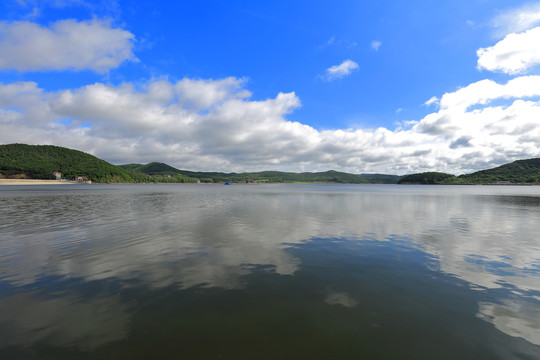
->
1, 184, 540, 359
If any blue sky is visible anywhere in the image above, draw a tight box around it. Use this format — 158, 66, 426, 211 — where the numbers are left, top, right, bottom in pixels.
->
2, 0, 540, 174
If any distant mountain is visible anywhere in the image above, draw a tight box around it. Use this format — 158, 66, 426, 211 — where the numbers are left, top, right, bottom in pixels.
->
119, 162, 184, 175
0, 144, 142, 182
122, 162, 401, 184
398, 158, 540, 184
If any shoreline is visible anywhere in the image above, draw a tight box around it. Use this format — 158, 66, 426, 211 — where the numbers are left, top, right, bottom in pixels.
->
0, 179, 76, 185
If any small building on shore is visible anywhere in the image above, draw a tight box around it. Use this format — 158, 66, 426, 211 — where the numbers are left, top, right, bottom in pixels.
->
53, 171, 62, 180
75, 176, 92, 184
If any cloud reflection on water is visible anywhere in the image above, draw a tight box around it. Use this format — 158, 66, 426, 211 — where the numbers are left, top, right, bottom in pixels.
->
1, 184, 540, 347
325, 292, 358, 308
478, 300, 540, 346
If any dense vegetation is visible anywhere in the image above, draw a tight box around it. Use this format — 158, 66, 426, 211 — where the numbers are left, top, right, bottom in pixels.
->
121, 162, 401, 184
399, 158, 540, 184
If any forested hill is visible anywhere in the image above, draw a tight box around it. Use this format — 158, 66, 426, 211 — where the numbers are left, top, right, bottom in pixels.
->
121, 162, 402, 184
0, 144, 142, 182
459, 158, 540, 183
398, 158, 540, 184
396, 172, 457, 185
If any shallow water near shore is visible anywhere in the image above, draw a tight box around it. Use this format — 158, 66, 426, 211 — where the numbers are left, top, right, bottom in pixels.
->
1, 183, 540, 359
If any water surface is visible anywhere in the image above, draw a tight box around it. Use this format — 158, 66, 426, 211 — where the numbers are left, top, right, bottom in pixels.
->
1, 184, 540, 359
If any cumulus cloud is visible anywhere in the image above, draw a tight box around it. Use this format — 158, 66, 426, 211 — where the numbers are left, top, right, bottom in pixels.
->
323, 59, 359, 81
477, 27, 540, 75
0, 19, 136, 73
438, 76, 540, 110
2, 74, 540, 175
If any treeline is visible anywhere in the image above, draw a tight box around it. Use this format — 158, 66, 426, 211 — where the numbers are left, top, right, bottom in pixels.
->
398, 158, 540, 184
193, 170, 372, 184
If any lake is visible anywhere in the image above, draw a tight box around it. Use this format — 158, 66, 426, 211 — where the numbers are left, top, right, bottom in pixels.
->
1, 184, 540, 359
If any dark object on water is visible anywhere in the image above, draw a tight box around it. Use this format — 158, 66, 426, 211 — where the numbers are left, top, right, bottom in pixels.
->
224, 182, 231, 185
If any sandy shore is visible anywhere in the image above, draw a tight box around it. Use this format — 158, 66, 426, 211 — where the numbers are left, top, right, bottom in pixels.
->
0, 179, 76, 185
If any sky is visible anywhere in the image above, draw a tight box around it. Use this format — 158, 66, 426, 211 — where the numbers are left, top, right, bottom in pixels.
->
1, 0, 540, 175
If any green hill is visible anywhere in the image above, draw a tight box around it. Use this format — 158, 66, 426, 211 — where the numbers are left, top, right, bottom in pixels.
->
459, 158, 540, 184
0, 144, 142, 183
399, 158, 540, 184
398, 172, 457, 184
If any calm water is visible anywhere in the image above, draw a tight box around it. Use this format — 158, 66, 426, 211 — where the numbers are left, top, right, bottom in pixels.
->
1, 184, 540, 359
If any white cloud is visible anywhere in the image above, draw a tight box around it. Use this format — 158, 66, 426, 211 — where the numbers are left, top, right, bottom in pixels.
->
370, 40, 382, 51
0, 19, 136, 73
3, 74, 540, 175
424, 96, 439, 107
439, 76, 540, 111
323, 59, 359, 81
492, 3, 540, 37
477, 27, 540, 75
175, 77, 251, 110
